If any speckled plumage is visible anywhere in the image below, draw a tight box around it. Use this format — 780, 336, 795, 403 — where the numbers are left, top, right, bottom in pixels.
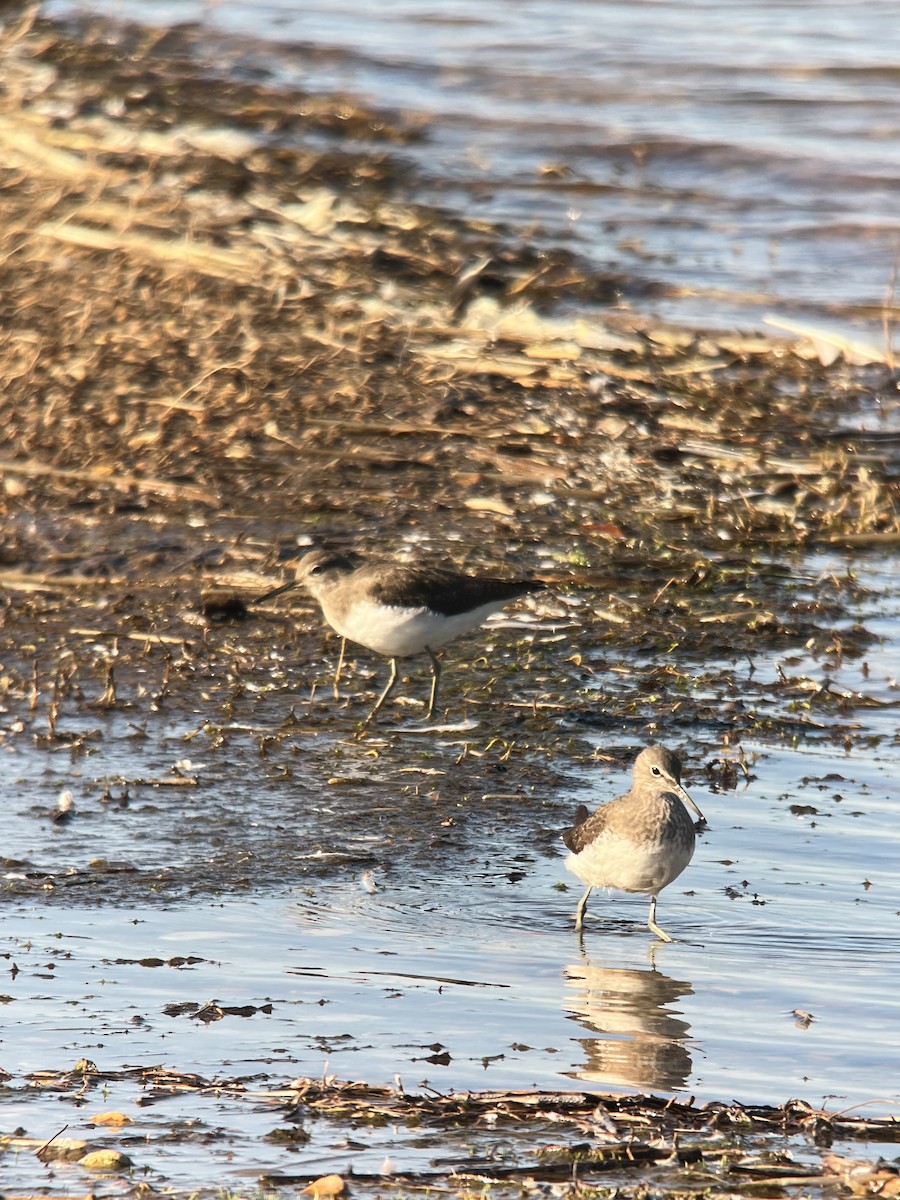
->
563, 745, 706, 942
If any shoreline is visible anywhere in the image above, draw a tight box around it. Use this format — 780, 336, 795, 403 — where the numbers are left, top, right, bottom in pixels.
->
0, 10, 898, 1195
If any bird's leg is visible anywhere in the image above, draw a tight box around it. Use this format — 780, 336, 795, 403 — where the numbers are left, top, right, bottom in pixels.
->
647, 894, 673, 943
425, 647, 442, 722
364, 657, 400, 724
574, 886, 592, 932
332, 637, 347, 700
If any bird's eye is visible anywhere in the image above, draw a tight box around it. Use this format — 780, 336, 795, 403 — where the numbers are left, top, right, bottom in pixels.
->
309, 564, 324, 576
651, 765, 662, 776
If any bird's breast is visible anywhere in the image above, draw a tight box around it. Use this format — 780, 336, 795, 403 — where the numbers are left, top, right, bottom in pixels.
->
565, 818, 695, 895
322, 597, 506, 657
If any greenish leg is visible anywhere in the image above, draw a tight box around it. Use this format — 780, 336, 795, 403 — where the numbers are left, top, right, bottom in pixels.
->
425, 647, 442, 721
647, 894, 673, 943
575, 886, 592, 932
333, 637, 347, 700
364, 657, 400, 724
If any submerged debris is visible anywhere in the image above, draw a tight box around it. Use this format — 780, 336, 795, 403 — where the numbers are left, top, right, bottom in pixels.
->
3, 1070, 899, 1198
0, 7, 892, 900
0, 12, 897, 1199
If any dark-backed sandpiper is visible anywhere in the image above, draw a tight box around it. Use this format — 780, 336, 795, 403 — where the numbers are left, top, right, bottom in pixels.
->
563, 745, 706, 942
258, 549, 545, 722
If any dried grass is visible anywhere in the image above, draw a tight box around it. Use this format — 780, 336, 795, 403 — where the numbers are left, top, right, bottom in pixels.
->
0, 13, 895, 564
4, 1068, 898, 1198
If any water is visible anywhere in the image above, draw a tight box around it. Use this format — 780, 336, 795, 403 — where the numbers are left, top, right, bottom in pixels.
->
1, 728, 899, 1193
6, 4, 900, 1187
3, 573, 899, 1113
44, 0, 900, 336
2, 561, 900, 1190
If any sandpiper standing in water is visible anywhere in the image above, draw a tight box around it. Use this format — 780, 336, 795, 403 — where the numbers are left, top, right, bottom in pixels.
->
563, 745, 706, 942
258, 549, 545, 723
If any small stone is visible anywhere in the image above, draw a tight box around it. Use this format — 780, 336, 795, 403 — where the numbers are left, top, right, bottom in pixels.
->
79, 1148, 133, 1171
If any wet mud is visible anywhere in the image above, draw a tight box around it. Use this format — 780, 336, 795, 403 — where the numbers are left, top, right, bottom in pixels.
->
1, 10, 900, 1197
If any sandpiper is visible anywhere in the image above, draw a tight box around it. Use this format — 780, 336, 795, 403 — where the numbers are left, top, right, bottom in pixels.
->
563, 745, 706, 942
258, 549, 545, 722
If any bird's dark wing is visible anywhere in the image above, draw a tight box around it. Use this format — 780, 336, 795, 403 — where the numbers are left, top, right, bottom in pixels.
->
562, 803, 593, 853
369, 564, 544, 617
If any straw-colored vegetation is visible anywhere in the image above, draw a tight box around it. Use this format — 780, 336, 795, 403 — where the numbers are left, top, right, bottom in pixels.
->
0, 10, 898, 1199
0, 8, 897, 559
3, 1068, 899, 1196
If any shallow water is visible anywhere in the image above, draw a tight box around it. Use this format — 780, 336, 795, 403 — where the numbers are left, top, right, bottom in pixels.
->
2, 749, 899, 1195
45, 0, 900, 337
5, 8, 900, 1189
3, 564, 899, 1147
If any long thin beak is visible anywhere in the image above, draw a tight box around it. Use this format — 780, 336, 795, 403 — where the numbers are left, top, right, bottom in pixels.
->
255, 578, 298, 605
677, 784, 706, 825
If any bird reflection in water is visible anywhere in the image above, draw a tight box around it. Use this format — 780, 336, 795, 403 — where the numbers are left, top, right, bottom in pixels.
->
562, 953, 694, 1091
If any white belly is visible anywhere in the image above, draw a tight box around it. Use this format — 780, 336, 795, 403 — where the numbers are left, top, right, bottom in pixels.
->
327, 598, 507, 658
566, 829, 693, 896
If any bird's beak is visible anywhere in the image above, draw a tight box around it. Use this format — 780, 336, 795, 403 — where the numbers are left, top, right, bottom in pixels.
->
255, 578, 298, 605
677, 784, 706, 826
